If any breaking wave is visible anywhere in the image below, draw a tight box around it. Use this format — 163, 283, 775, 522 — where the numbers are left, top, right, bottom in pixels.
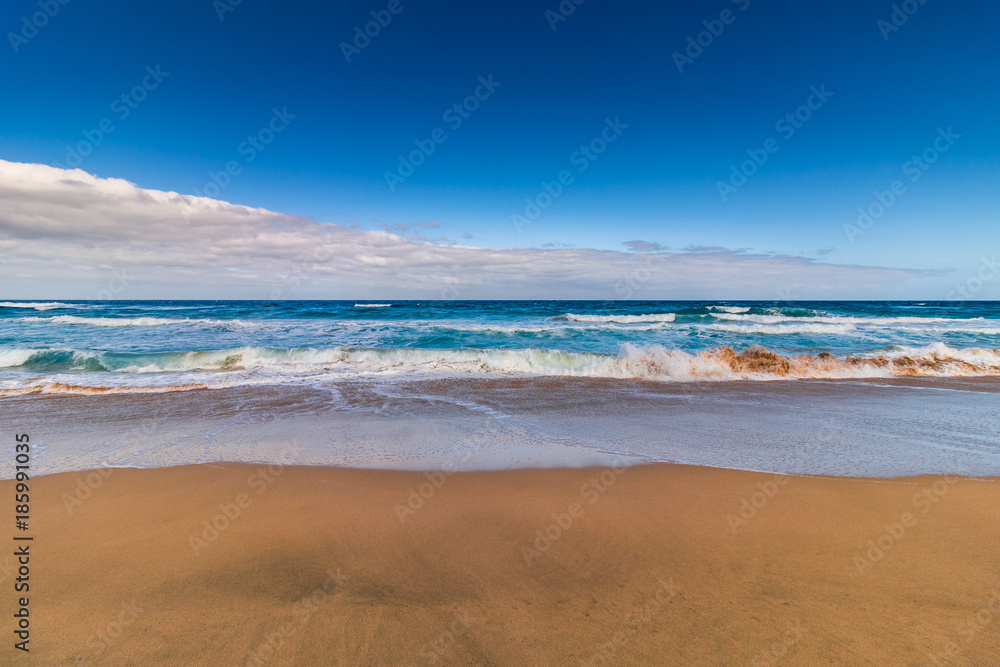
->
708, 313, 984, 325
704, 323, 857, 335
706, 306, 751, 313
0, 302, 70, 311
2, 343, 999, 393
557, 313, 677, 324
21, 316, 218, 327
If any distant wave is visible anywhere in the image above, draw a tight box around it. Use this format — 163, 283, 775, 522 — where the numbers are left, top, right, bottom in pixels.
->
557, 313, 677, 324
708, 313, 985, 326
21, 316, 218, 327
2, 343, 999, 388
354, 304, 392, 308
706, 306, 750, 313
924, 327, 1000, 336
704, 323, 857, 335
446, 321, 857, 336
436, 322, 676, 334
0, 302, 71, 311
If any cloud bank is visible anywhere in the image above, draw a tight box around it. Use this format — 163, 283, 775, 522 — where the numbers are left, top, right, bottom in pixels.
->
0, 160, 937, 299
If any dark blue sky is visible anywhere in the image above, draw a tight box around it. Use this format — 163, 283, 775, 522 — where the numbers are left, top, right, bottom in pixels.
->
2, 0, 998, 284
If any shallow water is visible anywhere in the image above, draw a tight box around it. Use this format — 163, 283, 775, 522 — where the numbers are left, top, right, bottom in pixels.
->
7, 376, 998, 479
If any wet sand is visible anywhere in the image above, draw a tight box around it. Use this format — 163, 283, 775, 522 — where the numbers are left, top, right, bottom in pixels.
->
7, 377, 1000, 477
14, 463, 1000, 665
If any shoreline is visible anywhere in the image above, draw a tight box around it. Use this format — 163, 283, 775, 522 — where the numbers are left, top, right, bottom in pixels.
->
5, 372, 1000, 397
31, 459, 1000, 482
7, 376, 1000, 479
17, 462, 1000, 664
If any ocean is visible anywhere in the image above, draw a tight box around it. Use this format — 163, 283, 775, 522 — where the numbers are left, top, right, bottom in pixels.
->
3, 300, 999, 478
2, 300, 999, 393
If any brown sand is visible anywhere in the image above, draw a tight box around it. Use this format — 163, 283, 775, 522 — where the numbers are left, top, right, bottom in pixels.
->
9, 464, 1000, 665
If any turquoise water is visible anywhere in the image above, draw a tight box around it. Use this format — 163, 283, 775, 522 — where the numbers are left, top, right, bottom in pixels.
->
3, 300, 999, 477
1, 300, 999, 392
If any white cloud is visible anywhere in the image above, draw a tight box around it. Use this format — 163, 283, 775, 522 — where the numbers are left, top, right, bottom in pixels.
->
0, 160, 940, 299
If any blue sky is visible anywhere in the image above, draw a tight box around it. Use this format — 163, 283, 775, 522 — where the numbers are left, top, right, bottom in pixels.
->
1, 0, 998, 298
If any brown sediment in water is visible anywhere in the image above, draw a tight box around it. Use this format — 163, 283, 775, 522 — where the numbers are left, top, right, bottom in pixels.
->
708, 345, 999, 379
848, 355, 888, 368
663, 345, 1000, 380
840, 353, 989, 376
0, 382, 209, 397
716, 345, 792, 375
783, 347, 998, 378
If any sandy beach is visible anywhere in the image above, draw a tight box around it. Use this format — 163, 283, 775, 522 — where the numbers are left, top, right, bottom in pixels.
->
5, 0, 998, 662
14, 463, 1000, 665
